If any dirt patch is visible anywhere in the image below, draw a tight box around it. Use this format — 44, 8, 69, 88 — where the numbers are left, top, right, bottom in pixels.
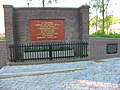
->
93, 59, 110, 63
0, 68, 87, 79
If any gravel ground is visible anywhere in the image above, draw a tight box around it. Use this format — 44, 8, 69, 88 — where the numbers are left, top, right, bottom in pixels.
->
0, 58, 120, 90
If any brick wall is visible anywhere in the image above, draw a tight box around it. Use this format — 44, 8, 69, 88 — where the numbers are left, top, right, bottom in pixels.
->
3, 5, 90, 44
3, 5, 15, 45
3, 5, 90, 65
0, 41, 7, 68
15, 8, 80, 43
90, 37, 120, 59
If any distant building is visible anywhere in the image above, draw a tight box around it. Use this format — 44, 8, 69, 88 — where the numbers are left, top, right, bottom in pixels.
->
109, 23, 120, 34
0, 33, 5, 37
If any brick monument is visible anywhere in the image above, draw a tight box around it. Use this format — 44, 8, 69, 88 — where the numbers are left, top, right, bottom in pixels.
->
3, 5, 90, 64
3, 5, 90, 45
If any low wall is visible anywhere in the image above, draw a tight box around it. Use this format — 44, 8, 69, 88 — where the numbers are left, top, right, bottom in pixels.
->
1, 38, 120, 68
90, 37, 120, 59
0, 40, 7, 68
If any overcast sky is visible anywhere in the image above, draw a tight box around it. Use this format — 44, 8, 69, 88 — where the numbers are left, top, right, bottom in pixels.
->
0, 0, 120, 33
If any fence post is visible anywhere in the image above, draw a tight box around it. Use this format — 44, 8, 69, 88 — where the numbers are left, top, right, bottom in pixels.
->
86, 41, 88, 57
14, 44, 18, 62
49, 45, 52, 61
9, 45, 12, 62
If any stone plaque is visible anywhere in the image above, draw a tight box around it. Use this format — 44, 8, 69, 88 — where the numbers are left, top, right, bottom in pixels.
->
106, 43, 117, 54
30, 20, 65, 41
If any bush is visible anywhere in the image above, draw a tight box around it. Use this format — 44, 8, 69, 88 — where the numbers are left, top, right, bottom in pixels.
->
0, 37, 5, 40
90, 31, 120, 38
25, 47, 72, 52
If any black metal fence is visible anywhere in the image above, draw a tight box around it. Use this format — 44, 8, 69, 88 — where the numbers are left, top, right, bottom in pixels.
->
9, 41, 88, 62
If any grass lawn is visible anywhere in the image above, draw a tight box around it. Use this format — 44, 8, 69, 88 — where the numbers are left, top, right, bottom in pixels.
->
90, 31, 120, 38
0, 37, 5, 40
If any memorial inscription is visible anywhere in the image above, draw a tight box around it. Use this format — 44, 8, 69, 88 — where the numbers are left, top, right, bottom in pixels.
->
30, 20, 65, 41
106, 43, 118, 54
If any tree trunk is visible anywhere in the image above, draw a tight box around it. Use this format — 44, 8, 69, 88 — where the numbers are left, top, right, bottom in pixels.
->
102, 0, 105, 33
43, 0, 45, 8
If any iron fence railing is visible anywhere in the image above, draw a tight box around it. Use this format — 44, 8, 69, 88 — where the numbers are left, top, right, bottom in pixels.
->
9, 41, 88, 62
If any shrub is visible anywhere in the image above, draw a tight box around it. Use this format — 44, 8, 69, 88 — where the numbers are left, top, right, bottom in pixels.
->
90, 31, 120, 38
0, 37, 5, 40
25, 47, 72, 52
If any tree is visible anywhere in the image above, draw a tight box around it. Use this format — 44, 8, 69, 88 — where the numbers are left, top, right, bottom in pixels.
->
89, 0, 111, 33
90, 15, 120, 34
104, 15, 113, 33
105, 0, 110, 31
101, 0, 105, 33
43, 0, 58, 8
89, 16, 102, 31
89, 0, 101, 32
89, 0, 105, 32
26, 0, 61, 8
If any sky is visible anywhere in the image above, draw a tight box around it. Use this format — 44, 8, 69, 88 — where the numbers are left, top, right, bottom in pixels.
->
0, 0, 120, 33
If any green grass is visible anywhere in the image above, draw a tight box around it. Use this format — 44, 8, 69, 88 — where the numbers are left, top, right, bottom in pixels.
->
25, 47, 72, 52
0, 37, 5, 40
90, 31, 120, 38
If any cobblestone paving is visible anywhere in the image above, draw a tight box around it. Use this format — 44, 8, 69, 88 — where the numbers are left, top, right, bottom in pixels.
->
0, 58, 120, 90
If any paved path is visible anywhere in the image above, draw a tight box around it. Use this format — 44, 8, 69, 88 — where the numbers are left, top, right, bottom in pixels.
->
0, 58, 120, 90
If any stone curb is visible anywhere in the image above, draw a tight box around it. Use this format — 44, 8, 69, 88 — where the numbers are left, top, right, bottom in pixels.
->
0, 68, 86, 79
